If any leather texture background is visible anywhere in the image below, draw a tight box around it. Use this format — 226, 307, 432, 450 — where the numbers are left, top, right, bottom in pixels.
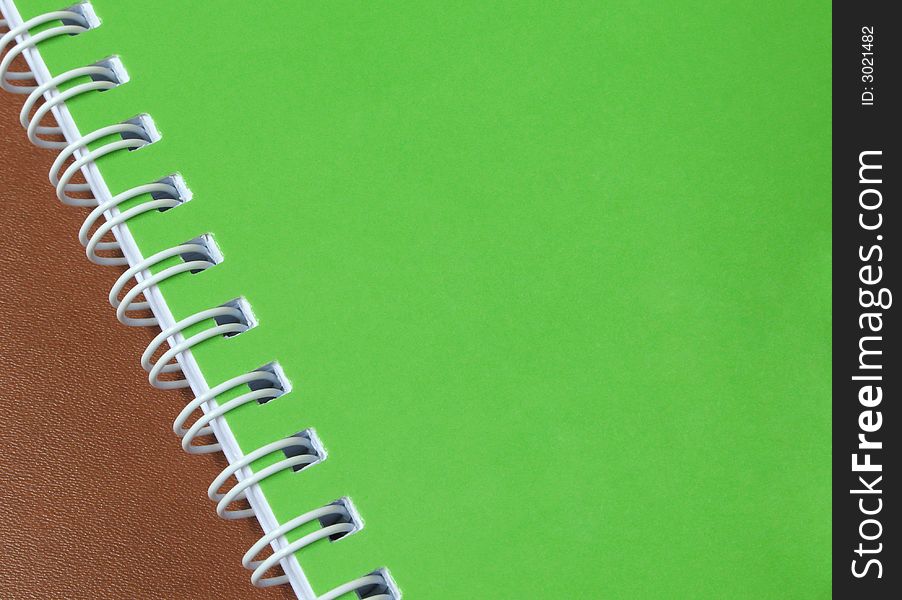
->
0, 67, 291, 598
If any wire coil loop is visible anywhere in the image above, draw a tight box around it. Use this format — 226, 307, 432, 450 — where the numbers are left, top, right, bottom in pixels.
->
146, 308, 246, 389
54, 126, 149, 206
318, 575, 394, 600
48, 123, 148, 205
22, 65, 117, 148
208, 437, 319, 520
109, 242, 214, 326
0, 10, 88, 94
141, 305, 236, 379
179, 377, 279, 449
244, 504, 356, 588
81, 181, 181, 265
172, 370, 277, 454
19, 64, 111, 145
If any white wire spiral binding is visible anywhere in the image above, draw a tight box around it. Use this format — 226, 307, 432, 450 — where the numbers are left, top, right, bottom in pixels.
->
0, 10, 88, 94
48, 123, 145, 205
80, 181, 181, 265
109, 242, 214, 327
172, 370, 279, 454
208, 437, 319, 520
53, 125, 149, 206
146, 307, 246, 389
318, 575, 394, 600
178, 373, 279, 450
140, 305, 234, 383
244, 505, 357, 588
23, 65, 117, 148
0, 17, 34, 84
19, 64, 111, 147
2, 8, 398, 598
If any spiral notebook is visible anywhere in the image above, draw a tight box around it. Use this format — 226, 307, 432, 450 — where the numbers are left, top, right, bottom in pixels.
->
1, 1, 831, 598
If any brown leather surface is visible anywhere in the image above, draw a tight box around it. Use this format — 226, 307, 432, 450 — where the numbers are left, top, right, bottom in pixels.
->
0, 65, 291, 598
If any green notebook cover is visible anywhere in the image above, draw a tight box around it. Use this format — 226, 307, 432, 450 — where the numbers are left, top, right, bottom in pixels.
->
10, 1, 831, 597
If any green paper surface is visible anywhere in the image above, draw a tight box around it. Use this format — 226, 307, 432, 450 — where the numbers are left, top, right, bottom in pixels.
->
16, 1, 831, 597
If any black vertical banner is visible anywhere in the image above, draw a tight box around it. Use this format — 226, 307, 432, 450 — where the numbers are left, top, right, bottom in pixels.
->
834, 1, 898, 597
